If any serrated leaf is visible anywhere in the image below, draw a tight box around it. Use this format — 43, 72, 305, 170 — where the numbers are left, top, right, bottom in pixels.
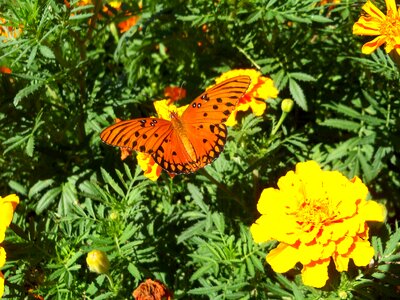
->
320, 119, 361, 131
14, 82, 44, 106
25, 135, 34, 157
289, 78, 307, 110
289, 72, 316, 82
36, 186, 62, 214
39, 44, 55, 59
29, 179, 55, 199
101, 168, 124, 197
8, 180, 27, 195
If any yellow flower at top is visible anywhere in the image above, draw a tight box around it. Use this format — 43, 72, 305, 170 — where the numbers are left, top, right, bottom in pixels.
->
250, 161, 386, 288
214, 69, 278, 126
0, 194, 19, 298
353, 0, 400, 55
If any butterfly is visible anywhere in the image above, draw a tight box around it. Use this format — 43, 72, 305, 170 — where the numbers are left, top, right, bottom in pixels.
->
100, 75, 251, 174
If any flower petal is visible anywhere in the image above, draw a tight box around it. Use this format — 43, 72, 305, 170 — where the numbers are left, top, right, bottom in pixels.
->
353, 16, 382, 35
301, 259, 330, 288
350, 239, 375, 267
266, 243, 299, 273
361, 35, 387, 54
362, 1, 386, 21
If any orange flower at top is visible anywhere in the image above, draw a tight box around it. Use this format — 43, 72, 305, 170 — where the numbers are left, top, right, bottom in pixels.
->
0, 194, 19, 298
214, 69, 278, 126
250, 161, 386, 288
0, 18, 22, 42
132, 278, 172, 300
353, 0, 400, 55
164, 86, 187, 104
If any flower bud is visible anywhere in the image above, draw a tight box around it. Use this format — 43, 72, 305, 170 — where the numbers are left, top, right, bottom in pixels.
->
86, 250, 110, 274
281, 98, 294, 113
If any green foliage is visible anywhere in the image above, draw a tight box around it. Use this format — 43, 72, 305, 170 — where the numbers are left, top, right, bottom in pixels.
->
0, 0, 399, 299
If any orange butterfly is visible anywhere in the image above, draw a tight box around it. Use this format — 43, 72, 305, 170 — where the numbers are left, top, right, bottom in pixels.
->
100, 75, 251, 174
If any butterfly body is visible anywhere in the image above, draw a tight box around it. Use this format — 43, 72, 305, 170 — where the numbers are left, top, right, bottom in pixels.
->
101, 75, 251, 174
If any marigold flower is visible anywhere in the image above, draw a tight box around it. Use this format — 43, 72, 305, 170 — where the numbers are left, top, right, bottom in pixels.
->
0, 194, 19, 298
118, 15, 140, 33
132, 278, 172, 300
0, 18, 22, 42
214, 69, 278, 126
86, 250, 110, 274
164, 86, 187, 104
0, 66, 11, 74
250, 161, 386, 288
353, 0, 400, 55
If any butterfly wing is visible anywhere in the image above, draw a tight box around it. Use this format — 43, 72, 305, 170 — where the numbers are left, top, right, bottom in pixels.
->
181, 75, 251, 125
176, 75, 251, 171
100, 118, 173, 155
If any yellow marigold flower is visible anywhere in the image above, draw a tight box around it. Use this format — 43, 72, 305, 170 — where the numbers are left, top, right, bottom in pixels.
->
214, 69, 278, 126
0, 194, 19, 243
250, 161, 386, 288
137, 152, 163, 181
0, 194, 19, 298
86, 250, 110, 274
353, 0, 400, 55
132, 278, 172, 300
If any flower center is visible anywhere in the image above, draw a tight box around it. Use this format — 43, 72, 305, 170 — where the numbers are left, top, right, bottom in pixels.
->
380, 11, 400, 38
295, 190, 335, 232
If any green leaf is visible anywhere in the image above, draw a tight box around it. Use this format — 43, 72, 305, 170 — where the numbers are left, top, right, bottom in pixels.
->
29, 179, 55, 199
25, 135, 34, 157
36, 187, 62, 214
320, 119, 361, 132
39, 44, 55, 59
101, 168, 125, 197
14, 82, 44, 106
8, 180, 27, 195
289, 78, 307, 110
289, 72, 316, 82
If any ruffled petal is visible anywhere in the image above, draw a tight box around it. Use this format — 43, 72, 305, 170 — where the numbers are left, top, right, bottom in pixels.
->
301, 259, 330, 288
266, 243, 299, 273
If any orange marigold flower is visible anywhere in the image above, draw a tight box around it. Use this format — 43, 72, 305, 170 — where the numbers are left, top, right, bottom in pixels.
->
132, 278, 172, 300
353, 0, 400, 55
0, 194, 19, 298
164, 86, 187, 104
214, 69, 278, 126
250, 161, 386, 288
118, 15, 140, 33
0, 66, 11, 74
0, 18, 22, 42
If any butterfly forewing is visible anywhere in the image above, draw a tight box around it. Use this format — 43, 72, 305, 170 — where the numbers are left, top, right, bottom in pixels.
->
181, 75, 251, 125
100, 118, 173, 154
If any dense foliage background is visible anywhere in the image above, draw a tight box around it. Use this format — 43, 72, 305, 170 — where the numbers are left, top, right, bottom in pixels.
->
1, 0, 399, 299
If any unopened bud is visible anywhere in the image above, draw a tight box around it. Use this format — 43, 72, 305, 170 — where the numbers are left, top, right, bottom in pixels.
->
281, 98, 294, 113
86, 250, 110, 274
